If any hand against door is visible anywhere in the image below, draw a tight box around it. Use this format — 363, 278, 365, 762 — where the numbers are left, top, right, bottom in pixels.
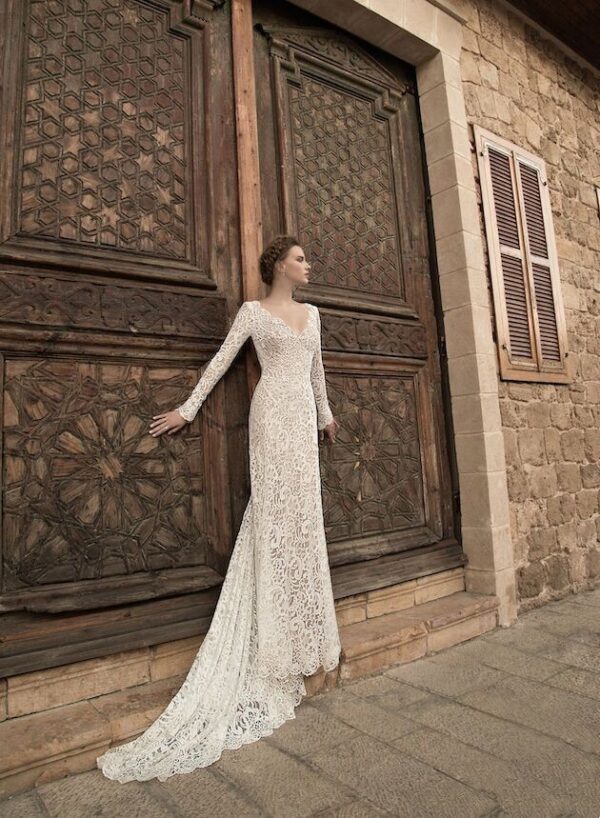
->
149, 410, 189, 437
319, 417, 339, 444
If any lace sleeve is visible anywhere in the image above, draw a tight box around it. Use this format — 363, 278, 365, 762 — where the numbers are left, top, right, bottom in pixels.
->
177, 301, 253, 423
310, 305, 334, 430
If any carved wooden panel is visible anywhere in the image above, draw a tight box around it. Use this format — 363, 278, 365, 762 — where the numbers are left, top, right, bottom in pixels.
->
256, 22, 415, 309
2, 357, 210, 596
0, 0, 222, 280
321, 372, 425, 539
320, 311, 427, 359
0, 272, 228, 339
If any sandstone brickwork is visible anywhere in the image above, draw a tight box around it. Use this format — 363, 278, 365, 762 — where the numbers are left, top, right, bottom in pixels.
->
461, 0, 600, 610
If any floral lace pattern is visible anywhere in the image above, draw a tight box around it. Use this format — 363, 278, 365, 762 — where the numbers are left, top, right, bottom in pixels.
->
97, 300, 340, 782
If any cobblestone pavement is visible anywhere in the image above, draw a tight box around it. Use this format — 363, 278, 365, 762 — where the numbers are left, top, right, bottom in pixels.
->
3, 587, 600, 818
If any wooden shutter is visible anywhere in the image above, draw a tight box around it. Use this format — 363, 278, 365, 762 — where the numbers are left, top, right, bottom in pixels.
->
474, 125, 570, 383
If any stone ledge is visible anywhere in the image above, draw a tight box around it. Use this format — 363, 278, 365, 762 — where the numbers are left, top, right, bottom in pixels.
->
338, 591, 499, 680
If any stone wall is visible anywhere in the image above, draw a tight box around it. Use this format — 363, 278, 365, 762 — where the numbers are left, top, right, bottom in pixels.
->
460, 0, 600, 610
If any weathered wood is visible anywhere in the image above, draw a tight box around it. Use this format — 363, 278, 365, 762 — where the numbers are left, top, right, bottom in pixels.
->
330, 542, 466, 600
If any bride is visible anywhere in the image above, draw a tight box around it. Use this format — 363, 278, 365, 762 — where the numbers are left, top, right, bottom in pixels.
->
97, 235, 341, 782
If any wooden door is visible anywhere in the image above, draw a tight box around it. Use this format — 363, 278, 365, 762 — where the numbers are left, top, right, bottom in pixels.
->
252, 0, 463, 598
0, 0, 250, 674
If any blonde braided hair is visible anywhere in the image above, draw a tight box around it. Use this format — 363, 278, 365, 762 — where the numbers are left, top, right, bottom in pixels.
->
259, 235, 299, 286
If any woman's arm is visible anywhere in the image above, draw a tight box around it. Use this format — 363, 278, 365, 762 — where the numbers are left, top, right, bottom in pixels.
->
310, 305, 335, 431
177, 300, 254, 423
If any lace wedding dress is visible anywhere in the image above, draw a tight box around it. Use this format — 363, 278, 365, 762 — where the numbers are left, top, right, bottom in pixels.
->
97, 299, 341, 782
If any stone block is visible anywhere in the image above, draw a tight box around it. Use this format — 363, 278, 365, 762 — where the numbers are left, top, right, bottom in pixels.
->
435, 229, 485, 274
0, 701, 111, 799
417, 50, 461, 96
423, 119, 470, 165
556, 463, 582, 492
335, 592, 367, 626
90, 676, 182, 743
431, 184, 480, 240
543, 555, 570, 591
528, 464, 558, 499
303, 666, 339, 698
560, 429, 585, 462
311, 686, 418, 743
518, 429, 546, 465
517, 562, 544, 599
339, 612, 428, 681
575, 488, 599, 519
307, 732, 496, 816
0, 680, 6, 723
414, 568, 465, 604
38, 769, 174, 818
528, 526, 558, 561
213, 738, 353, 818
7, 649, 150, 719
366, 580, 416, 617
149, 636, 203, 682
427, 609, 499, 652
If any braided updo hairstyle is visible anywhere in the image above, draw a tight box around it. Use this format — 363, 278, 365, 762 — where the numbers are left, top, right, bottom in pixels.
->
258, 234, 299, 286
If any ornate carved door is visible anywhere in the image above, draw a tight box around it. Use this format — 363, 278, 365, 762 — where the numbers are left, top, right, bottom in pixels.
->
253, 1, 462, 598
0, 0, 251, 674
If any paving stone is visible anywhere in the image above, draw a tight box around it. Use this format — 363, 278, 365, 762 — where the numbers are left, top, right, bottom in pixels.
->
344, 673, 431, 704
313, 799, 392, 817
213, 736, 354, 818
519, 606, 600, 648
545, 667, 600, 701
382, 651, 506, 697
264, 701, 358, 758
393, 725, 572, 817
458, 675, 600, 755
427, 633, 564, 681
309, 687, 420, 743
566, 589, 600, 608
1, 791, 48, 818
401, 695, 600, 802
481, 621, 600, 673
307, 733, 496, 817
158, 767, 263, 817
37, 769, 174, 818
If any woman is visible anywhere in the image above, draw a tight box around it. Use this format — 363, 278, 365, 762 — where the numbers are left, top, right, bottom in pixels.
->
97, 235, 341, 782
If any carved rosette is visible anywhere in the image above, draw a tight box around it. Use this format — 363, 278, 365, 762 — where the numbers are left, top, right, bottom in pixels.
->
2, 359, 208, 591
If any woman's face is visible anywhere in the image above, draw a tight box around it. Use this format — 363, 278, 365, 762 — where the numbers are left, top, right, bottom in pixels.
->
279, 245, 311, 285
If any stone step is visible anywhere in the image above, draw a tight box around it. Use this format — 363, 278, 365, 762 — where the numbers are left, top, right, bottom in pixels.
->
0, 590, 499, 798
338, 590, 500, 681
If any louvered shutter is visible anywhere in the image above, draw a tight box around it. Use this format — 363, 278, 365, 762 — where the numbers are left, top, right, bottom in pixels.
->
474, 126, 569, 383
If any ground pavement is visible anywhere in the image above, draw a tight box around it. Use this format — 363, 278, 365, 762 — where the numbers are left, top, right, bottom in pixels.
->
2, 586, 599, 818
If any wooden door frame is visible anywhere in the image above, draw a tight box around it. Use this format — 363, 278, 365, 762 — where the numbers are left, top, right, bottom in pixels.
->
232, 0, 517, 626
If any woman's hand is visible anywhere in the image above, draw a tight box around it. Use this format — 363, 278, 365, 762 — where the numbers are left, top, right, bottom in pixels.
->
319, 417, 338, 444
149, 409, 189, 437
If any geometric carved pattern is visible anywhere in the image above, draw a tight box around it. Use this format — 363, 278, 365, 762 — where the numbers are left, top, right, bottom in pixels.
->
0, 273, 228, 339
277, 30, 404, 88
321, 374, 424, 541
20, 0, 186, 257
321, 311, 428, 359
289, 75, 403, 296
2, 359, 207, 591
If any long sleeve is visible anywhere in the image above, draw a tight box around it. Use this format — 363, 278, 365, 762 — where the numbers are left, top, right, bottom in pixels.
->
310, 306, 334, 430
177, 301, 253, 423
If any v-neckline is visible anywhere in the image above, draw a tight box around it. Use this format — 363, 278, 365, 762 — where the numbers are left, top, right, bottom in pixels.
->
255, 300, 312, 337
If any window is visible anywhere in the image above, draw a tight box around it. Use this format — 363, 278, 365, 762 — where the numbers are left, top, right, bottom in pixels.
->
474, 125, 570, 383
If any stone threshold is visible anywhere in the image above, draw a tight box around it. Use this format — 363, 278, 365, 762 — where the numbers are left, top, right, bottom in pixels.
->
0, 588, 499, 799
